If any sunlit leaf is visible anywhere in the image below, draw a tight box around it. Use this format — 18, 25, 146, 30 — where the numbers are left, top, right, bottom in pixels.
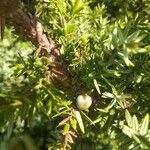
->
74, 110, 85, 133
132, 115, 139, 132
108, 98, 117, 109
10, 100, 23, 107
125, 110, 132, 127
63, 123, 70, 135
140, 114, 149, 136
100, 116, 108, 128
70, 118, 77, 131
93, 79, 101, 94
46, 100, 52, 116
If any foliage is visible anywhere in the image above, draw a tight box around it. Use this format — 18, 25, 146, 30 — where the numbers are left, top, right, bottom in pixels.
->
0, 0, 150, 149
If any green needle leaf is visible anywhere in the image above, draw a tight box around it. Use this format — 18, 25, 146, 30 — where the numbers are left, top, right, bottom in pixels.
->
140, 114, 149, 136
93, 79, 101, 94
125, 110, 132, 127
74, 110, 85, 133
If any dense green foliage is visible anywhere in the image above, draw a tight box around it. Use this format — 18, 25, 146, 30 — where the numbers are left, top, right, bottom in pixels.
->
0, 0, 150, 149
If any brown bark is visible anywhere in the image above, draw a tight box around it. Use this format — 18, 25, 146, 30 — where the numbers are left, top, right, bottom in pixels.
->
1, 0, 71, 87
0, 0, 7, 40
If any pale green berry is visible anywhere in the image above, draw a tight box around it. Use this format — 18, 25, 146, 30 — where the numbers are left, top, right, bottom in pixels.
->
76, 94, 92, 110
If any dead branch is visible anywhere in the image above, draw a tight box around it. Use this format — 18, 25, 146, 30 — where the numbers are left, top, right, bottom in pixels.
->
1, 0, 71, 87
